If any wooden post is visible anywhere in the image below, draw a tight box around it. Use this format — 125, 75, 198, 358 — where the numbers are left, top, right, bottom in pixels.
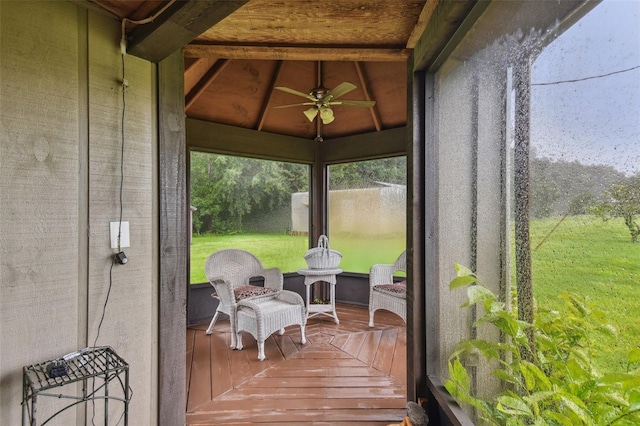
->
158, 49, 188, 426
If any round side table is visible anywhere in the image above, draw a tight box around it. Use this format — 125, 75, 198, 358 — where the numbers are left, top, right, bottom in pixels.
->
297, 268, 342, 324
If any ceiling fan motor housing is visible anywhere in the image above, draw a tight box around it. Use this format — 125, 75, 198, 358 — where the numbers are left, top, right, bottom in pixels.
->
312, 88, 329, 101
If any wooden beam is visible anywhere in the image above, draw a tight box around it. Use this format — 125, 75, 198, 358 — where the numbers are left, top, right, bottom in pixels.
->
321, 127, 407, 164
184, 57, 217, 94
69, 0, 120, 20
185, 59, 229, 110
187, 119, 315, 164
184, 44, 412, 62
411, 0, 477, 72
413, 1, 592, 73
354, 62, 382, 131
257, 61, 284, 131
406, 0, 440, 49
127, 0, 248, 63
407, 57, 426, 404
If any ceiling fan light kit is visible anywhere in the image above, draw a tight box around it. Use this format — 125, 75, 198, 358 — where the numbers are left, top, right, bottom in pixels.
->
319, 106, 335, 124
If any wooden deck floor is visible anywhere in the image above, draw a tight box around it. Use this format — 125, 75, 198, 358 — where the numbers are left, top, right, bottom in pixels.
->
186, 304, 407, 425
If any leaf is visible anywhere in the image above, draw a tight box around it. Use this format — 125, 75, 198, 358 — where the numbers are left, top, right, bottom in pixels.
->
601, 373, 640, 391
565, 355, 591, 380
455, 263, 475, 277
591, 389, 630, 407
524, 391, 556, 406
466, 285, 495, 306
629, 348, 640, 364
556, 393, 593, 425
494, 368, 522, 386
520, 361, 537, 391
576, 379, 598, 400
505, 417, 525, 426
629, 389, 640, 411
445, 360, 486, 411
487, 311, 524, 338
532, 417, 550, 426
544, 410, 575, 426
497, 395, 533, 417
521, 360, 552, 391
450, 274, 478, 289
449, 358, 471, 391
592, 405, 621, 426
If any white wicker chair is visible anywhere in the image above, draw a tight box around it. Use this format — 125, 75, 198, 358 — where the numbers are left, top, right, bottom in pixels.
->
235, 290, 307, 360
204, 249, 284, 349
368, 251, 407, 327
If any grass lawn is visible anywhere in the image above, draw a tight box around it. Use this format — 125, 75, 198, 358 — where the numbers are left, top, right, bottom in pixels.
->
190, 215, 638, 374
190, 233, 309, 283
190, 233, 406, 283
528, 215, 640, 373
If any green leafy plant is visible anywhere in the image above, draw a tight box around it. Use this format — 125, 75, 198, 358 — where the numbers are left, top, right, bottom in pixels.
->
445, 264, 640, 426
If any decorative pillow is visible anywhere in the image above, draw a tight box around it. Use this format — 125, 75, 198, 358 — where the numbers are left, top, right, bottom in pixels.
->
211, 286, 278, 300
234, 285, 278, 300
373, 281, 407, 298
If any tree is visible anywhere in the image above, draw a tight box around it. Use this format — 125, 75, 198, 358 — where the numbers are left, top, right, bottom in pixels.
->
528, 157, 624, 217
567, 192, 597, 215
190, 152, 308, 234
530, 177, 560, 218
594, 175, 640, 243
190, 153, 406, 235
329, 157, 406, 190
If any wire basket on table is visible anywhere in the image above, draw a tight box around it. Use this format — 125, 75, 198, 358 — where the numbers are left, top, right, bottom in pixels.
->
304, 235, 342, 269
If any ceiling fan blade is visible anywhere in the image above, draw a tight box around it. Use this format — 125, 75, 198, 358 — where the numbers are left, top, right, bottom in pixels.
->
329, 100, 376, 108
303, 107, 318, 122
275, 86, 317, 101
273, 102, 315, 109
327, 82, 357, 100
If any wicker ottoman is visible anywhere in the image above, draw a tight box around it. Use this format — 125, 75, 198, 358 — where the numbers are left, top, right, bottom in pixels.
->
235, 290, 307, 360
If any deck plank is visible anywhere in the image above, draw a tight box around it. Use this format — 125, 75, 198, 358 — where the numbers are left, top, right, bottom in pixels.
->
258, 365, 384, 378
358, 329, 384, 365
339, 331, 365, 357
209, 332, 233, 399
186, 328, 195, 398
186, 303, 407, 425
372, 327, 398, 376
390, 327, 407, 383
187, 328, 213, 411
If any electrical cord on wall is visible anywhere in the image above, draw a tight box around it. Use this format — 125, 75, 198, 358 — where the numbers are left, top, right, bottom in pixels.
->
89, 6, 178, 422
93, 40, 127, 350
91, 45, 129, 426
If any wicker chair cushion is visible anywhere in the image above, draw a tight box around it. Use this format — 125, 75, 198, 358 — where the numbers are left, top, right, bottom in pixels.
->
211, 286, 278, 301
373, 281, 407, 298
235, 285, 278, 300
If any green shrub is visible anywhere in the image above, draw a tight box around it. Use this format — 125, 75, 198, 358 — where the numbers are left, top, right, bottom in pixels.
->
445, 264, 640, 426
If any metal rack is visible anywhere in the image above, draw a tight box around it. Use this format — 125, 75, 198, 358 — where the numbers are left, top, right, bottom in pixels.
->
22, 346, 130, 426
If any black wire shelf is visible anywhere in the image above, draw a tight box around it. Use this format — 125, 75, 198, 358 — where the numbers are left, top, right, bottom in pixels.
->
22, 346, 130, 426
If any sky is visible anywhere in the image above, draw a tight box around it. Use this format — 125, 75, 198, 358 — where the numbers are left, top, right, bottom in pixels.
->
530, 0, 640, 176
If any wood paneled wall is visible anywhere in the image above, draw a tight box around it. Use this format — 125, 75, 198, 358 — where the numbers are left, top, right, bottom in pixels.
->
0, 3, 158, 424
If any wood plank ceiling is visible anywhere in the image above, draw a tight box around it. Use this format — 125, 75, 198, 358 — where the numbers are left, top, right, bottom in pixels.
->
87, 0, 439, 142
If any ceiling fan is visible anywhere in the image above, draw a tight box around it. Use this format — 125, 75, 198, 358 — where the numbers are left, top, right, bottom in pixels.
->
273, 81, 376, 125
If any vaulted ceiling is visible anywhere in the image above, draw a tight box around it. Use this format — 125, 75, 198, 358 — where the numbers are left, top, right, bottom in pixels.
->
84, 0, 476, 142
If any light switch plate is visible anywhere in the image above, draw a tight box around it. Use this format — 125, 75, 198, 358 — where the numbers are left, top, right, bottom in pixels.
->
110, 221, 130, 249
